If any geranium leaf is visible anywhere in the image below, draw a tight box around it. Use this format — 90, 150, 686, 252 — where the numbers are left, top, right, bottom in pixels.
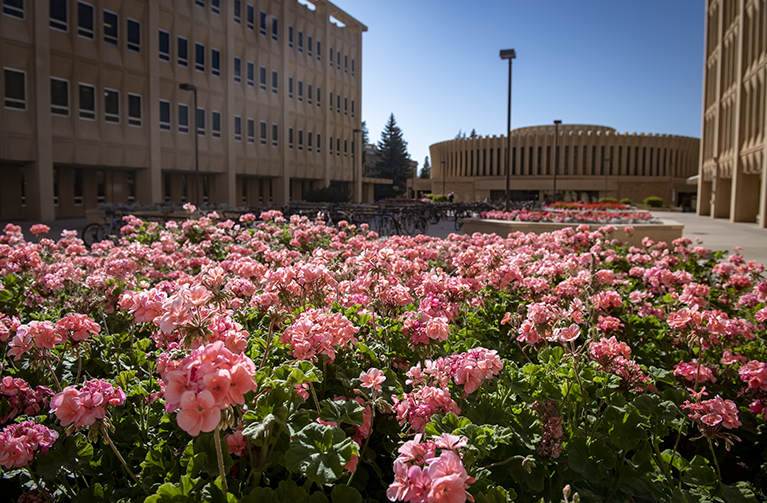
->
319, 399, 365, 427
284, 423, 356, 485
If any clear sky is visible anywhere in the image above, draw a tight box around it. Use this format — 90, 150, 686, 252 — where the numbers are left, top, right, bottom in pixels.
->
330, 0, 705, 175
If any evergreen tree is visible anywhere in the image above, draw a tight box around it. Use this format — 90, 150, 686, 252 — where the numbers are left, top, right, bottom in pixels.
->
470, 128, 478, 138
454, 129, 466, 140
420, 156, 431, 179
373, 114, 412, 200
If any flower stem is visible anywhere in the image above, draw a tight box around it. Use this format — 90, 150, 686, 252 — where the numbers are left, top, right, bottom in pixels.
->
214, 425, 229, 494
43, 354, 62, 392
259, 320, 275, 370
100, 422, 142, 490
309, 382, 322, 413
707, 436, 722, 481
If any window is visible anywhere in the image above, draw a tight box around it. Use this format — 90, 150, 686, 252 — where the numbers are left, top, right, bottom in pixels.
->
307, 131, 312, 151
247, 118, 254, 143
50, 77, 69, 116
307, 35, 312, 56
289, 127, 294, 149
352, 58, 355, 76
234, 115, 241, 141
351, 100, 355, 117
298, 31, 303, 52
211, 0, 220, 15
259, 66, 266, 90
272, 123, 278, 147
234, 0, 240, 23
50, 0, 67, 31
288, 77, 293, 98
104, 88, 119, 123
233, 56, 240, 82
178, 103, 189, 133
4, 68, 26, 110
127, 18, 141, 52
288, 26, 293, 47
212, 49, 221, 77
259, 10, 266, 35
344, 55, 348, 73
78, 83, 95, 119
260, 121, 267, 145
344, 139, 348, 156
159, 100, 171, 130
329, 91, 333, 110
336, 94, 340, 113
316, 40, 321, 60
3, 0, 24, 19
103, 10, 118, 45
298, 129, 303, 150
307, 84, 312, 104
317, 87, 321, 107
196, 107, 205, 136
329, 135, 333, 155
128, 93, 141, 126
159, 30, 170, 61
77, 2, 94, 39
212, 110, 221, 138
329, 46, 333, 66
344, 97, 347, 115
337, 51, 341, 69
195, 0, 204, 6
195, 42, 205, 72
316, 133, 321, 153
178, 36, 188, 66
298, 80, 302, 101
337, 138, 340, 156
272, 71, 277, 93
272, 18, 278, 40
246, 4, 254, 30
247, 61, 254, 86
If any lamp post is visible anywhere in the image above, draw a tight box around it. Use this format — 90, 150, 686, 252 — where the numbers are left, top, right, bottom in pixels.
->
353, 128, 363, 203
441, 160, 446, 197
500, 49, 516, 211
179, 83, 200, 205
553, 120, 561, 201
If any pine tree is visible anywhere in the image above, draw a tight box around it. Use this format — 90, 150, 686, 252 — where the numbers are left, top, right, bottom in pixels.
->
420, 156, 431, 179
470, 128, 478, 138
373, 114, 411, 200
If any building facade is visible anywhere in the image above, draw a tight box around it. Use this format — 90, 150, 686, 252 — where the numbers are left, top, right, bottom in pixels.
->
0, 0, 365, 221
428, 125, 699, 207
697, 0, 767, 226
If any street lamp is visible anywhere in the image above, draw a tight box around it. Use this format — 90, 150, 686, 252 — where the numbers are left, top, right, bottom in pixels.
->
553, 120, 561, 201
179, 83, 200, 206
500, 49, 516, 211
441, 160, 446, 197
353, 128, 363, 203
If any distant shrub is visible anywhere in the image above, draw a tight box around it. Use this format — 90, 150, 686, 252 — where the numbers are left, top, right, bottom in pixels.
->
598, 197, 618, 203
620, 198, 632, 205
430, 194, 448, 203
644, 196, 664, 208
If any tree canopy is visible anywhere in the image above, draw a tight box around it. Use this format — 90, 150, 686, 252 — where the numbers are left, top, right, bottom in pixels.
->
420, 156, 431, 179
372, 114, 412, 200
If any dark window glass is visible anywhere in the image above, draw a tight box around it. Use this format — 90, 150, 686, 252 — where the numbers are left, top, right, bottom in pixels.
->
103, 11, 118, 45
4, 69, 26, 109
127, 19, 140, 52
196, 107, 205, 135
3, 0, 25, 19
178, 103, 189, 133
159, 100, 170, 130
195, 42, 205, 71
159, 30, 170, 61
77, 2, 94, 38
105, 89, 119, 122
79, 84, 95, 119
50, 0, 67, 30
50, 78, 69, 115
128, 94, 141, 126
178, 37, 188, 66
234, 0, 241, 21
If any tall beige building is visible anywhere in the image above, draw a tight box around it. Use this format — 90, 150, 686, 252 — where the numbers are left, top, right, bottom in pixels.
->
0, 0, 365, 221
697, 0, 767, 225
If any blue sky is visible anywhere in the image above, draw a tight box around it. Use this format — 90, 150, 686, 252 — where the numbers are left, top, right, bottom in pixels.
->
330, 0, 705, 175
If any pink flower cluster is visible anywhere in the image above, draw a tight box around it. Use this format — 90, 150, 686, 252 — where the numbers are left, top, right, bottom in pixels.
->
280, 309, 358, 362
7, 315, 100, 360
674, 360, 717, 384
450, 348, 503, 395
0, 421, 58, 468
682, 394, 741, 432
387, 433, 474, 503
589, 337, 651, 390
161, 340, 257, 436
739, 360, 767, 391
393, 386, 460, 433
0, 376, 54, 424
50, 379, 126, 428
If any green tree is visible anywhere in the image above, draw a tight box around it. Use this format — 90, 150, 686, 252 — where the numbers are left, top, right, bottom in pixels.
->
470, 128, 478, 138
372, 114, 412, 200
420, 156, 431, 179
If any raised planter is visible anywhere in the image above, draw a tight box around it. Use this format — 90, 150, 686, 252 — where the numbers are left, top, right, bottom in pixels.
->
463, 217, 684, 247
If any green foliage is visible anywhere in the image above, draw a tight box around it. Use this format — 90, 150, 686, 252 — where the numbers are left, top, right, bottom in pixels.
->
644, 196, 664, 207
620, 198, 632, 204
304, 185, 351, 203
598, 197, 618, 203
372, 113, 412, 199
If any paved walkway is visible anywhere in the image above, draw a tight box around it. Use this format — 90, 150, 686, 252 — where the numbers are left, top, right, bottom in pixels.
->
3, 211, 767, 265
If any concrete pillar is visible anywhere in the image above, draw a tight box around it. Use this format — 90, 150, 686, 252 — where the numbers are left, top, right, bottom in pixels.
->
712, 177, 731, 218
698, 179, 712, 215
223, 0, 236, 206
732, 172, 760, 222
145, 1, 163, 204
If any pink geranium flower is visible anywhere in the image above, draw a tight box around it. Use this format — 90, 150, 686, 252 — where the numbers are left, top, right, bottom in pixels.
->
360, 368, 386, 390
177, 390, 221, 436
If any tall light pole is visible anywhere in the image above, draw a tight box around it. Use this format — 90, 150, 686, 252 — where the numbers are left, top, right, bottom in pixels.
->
500, 49, 516, 211
441, 160, 446, 197
553, 120, 561, 201
353, 128, 363, 203
179, 83, 200, 205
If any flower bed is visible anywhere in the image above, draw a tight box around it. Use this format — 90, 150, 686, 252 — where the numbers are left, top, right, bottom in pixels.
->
481, 209, 659, 225
547, 201, 633, 211
1, 212, 766, 502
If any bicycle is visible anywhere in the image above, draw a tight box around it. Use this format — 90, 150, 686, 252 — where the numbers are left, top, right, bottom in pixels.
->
82, 211, 124, 247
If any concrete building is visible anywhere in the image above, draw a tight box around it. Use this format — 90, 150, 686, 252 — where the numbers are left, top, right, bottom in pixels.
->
427, 125, 699, 207
697, 0, 767, 226
0, 0, 366, 221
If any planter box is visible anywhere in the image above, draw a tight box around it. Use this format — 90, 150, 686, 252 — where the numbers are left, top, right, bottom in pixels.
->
463, 218, 684, 247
